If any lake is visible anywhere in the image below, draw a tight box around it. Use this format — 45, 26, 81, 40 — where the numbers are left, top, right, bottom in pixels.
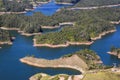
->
25, 0, 72, 16
0, 1, 120, 80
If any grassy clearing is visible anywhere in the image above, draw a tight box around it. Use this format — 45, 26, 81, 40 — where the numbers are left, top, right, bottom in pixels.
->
82, 71, 120, 80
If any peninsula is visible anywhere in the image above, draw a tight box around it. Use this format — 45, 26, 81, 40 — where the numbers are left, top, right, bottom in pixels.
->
0, 29, 12, 45
21, 49, 120, 80
20, 49, 102, 73
108, 46, 120, 58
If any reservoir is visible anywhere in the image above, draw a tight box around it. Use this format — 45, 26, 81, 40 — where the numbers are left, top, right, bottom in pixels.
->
0, 1, 120, 80
25, 0, 72, 16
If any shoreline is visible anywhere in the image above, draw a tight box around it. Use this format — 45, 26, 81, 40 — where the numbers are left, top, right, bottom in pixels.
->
110, 20, 120, 24
41, 22, 75, 29
41, 26, 59, 29
29, 73, 84, 80
0, 27, 41, 36
33, 39, 94, 48
18, 31, 42, 36
68, 4, 120, 10
0, 41, 12, 45
55, 2, 73, 5
91, 29, 116, 40
33, 29, 116, 48
20, 55, 87, 73
0, 11, 26, 15
0, 1, 49, 15
107, 52, 120, 58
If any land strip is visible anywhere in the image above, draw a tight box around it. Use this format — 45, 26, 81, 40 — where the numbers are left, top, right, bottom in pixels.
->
33, 29, 115, 48
20, 54, 88, 73
0, 27, 41, 36
67, 4, 120, 10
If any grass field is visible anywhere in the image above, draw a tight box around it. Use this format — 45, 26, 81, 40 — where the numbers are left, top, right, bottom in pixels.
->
82, 71, 120, 80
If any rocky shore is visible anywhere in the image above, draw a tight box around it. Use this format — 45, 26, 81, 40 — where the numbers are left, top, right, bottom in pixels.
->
0, 41, 12, 45
41, 26, 59, 29
55, 2, 73, 5
20, 55, 88, 73
33, 29, 116, 48
0, 11, 26, 15
33, 39, 94, 48
110, 20, 120, 24
91, 29, 116, 40
108, 52, 120, 58
29, 73, 84, 80
0, 27, 41, 36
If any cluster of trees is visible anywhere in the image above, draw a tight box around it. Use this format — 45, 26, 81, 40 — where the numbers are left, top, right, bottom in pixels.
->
0, 13, 43, 33
35, 26, 91, 44
0, 0, 4, 11
63, 49, 108, 70
0, 7, 120, 43
0, 0, 33, 12
64, 49, 113, 70
75, 0, 120, 7
111, 46, 120, 55
35, 8, 120, 44
0, 29, 10, 42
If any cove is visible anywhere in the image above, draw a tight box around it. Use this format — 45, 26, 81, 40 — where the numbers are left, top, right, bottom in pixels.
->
0, 25, 120, 80
0, 1, 120, 80
0, 31, 81, 80
25, 0, 72, 16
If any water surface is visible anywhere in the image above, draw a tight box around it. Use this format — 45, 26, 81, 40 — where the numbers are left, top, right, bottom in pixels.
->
0, 1, 120, 80
25, 0, 71, 16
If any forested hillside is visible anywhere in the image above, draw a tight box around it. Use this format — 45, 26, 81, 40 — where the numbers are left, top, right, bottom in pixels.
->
0, 29, 10, 42
1, 7, 120, 34
0, 0, 33, 12
75, 0, 120, 7
34, 7, 120, 45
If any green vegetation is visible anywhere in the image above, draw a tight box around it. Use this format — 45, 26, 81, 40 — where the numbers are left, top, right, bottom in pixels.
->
0, 29, 11, 42
0, 13, 43, 33
31, 73, 69, 80
0, 0, 33, 12
35, 26, 91, 45
0, 0, 4, 11
31, 71, 120, 80
75, 0, 120, 7
110, 46, 120, 55
63, 49, 103, 69
0, 1, 120, 41
82, 71, 120, 80
35, 8, 120, 45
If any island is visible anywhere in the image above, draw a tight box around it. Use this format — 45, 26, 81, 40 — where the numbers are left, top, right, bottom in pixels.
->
108, 46, 120, 58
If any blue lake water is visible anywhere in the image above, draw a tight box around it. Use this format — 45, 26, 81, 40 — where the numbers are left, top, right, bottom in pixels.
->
25, 0, 72, 16
0, 26, 120, 80
0, 1, 120, 80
